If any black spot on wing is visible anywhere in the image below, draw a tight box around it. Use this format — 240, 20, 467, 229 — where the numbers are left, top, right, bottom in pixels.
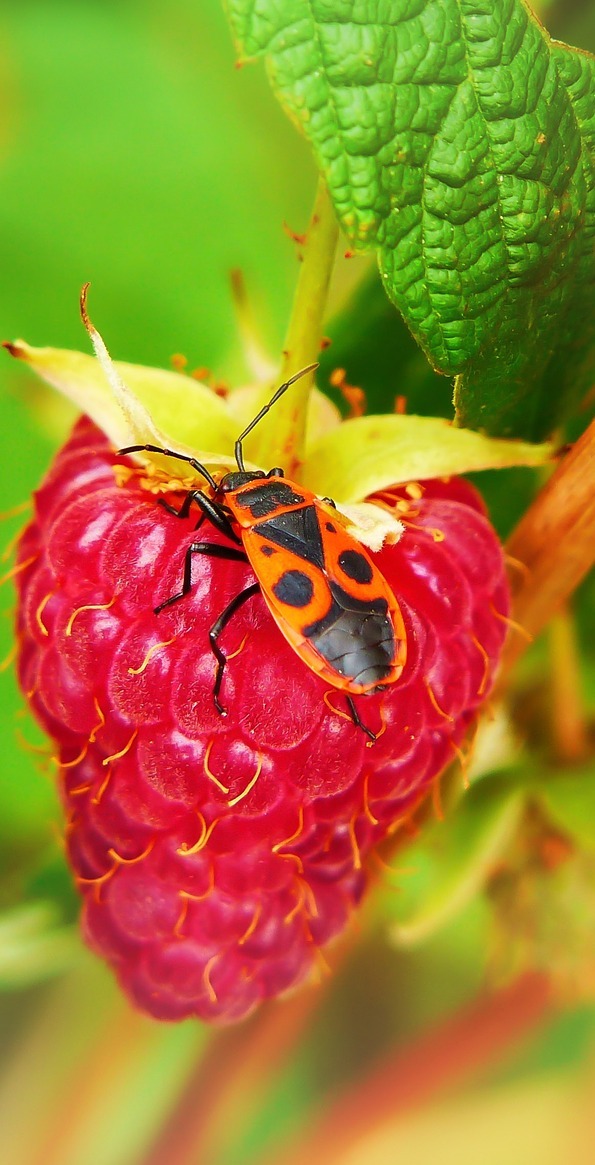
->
260, 544, 276, 557
273, 569, 314, 608
256, 504, 324, 568
338, 548, 373, 585
236, 482, 305, 518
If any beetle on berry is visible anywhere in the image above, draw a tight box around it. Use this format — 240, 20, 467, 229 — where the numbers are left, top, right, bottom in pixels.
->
119, 366, 407, 741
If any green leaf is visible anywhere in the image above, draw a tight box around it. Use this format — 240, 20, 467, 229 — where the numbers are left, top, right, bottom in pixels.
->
385, 776, 526, 946
454, 39, 595, 439
0, 903, 79, 988
301, 413, 552, 503
320, 268, 452, 418
226, 1, 595, 439
535, 767, 595, 853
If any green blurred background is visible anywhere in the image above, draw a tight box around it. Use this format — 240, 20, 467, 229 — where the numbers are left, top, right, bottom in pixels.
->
1, 2, 595, 1164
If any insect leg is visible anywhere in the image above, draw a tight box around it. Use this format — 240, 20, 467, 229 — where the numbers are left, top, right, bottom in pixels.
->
159, 489, 241, 543
154, 543, 248, 614
193, 494, 242, 542
209, 582, 260, 715
345, 695, 377, 744
158, 492, 206, 520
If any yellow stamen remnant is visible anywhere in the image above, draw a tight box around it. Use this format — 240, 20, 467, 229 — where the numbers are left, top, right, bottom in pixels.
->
281, 851, 304, 874
404, 482, 424, 500
177, 816, 219, 857
127, 637, 176, 676
471, 634, 490, 698
449, 738, 470, 790
371, 850, 416, 878
92, 765, 113, 806
0, 554, 37, 585
403, 520, 445, 542
203, 953, 219, 1004
348, 815, 362, 870
203, 739, 230, 795
322, 689, 352, 723
225, 633, 249, 662
174, 894, 189, 938
107, 838, 155, 866
65, 597, 116, 637
2, 526, 27, 564
329, 367, 366, 418
424, 680, 455, 724
300, 877, 318, 919
227, 754, 263, 807
89, 697, 106, 743
366, 705, 386, 748
0, 500, 31, 522
35, 592, 53, 637
272, 806, 305, 855
311, 942, 331, 980
0, 643, 17, 672
101, 729, 138, 767
178, 866, 215, 904
284, 882, 306, 925
238, 901, 262, 946
15, 729, 50, 757
490, 604, 533, 642
363, 771, 379, 826
504, 553, 531, 582
69, 782, 92, 797
53, 741, 88, 769
76, 865, 116, 902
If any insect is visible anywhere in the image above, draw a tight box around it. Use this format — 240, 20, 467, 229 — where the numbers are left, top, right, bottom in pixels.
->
119, 365, 407, 741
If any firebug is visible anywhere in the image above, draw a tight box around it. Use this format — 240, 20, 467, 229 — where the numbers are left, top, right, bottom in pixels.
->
120, 366, 407, 740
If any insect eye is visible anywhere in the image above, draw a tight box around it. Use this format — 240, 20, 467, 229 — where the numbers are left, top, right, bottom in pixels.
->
267, 467, 284, 478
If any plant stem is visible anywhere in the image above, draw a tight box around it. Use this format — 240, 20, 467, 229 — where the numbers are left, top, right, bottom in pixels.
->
139, 984, 325, 1165
261, 973, 552, 1165
502, 418, 595, 674
548, 606, 589, 763
251, 177, 339, 475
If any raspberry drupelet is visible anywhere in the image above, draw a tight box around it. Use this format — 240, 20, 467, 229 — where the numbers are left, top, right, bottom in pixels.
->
14, 417, 509, 1022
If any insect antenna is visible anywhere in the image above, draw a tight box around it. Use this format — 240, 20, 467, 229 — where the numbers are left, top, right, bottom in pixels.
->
117, 444, 219, 491
234, 363, 319, 471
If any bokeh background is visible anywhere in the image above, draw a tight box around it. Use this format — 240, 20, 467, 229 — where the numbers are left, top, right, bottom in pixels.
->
1, 2, 595, 1164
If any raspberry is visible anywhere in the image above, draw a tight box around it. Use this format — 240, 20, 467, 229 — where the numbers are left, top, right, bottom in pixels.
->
14, 416, 509, 1022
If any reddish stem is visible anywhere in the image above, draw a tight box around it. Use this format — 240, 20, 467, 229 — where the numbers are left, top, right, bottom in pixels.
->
262, 972, 552, 1165
503, 418, 595, 672
139, 981, 326, 1165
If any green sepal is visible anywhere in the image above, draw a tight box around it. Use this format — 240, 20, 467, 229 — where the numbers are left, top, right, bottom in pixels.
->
5, 340, 342, 479
301, 413, 552, 503
385, 775, 526, 947
4, 341, 238, 468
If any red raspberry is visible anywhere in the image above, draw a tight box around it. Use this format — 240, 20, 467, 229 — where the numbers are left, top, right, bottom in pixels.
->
14, 417, 509, 1022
